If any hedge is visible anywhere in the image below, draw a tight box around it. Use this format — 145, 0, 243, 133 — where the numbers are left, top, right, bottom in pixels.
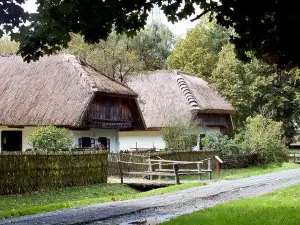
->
0, 151, 108, 195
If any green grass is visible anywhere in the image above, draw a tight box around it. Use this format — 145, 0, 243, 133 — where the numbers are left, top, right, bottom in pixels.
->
160, 183, 300, 225
0, 163, 299, 220
0, 182, 204, 219
165, 162, 300, 181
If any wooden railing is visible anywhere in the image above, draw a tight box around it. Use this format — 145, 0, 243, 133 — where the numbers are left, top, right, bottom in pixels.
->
118, 157, 212, 185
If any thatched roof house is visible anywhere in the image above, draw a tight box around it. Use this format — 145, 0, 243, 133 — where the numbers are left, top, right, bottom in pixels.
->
0, 54, 144, 152
0, 54, 144, 128
119, 70, 235, 150
127, 70, 235, 130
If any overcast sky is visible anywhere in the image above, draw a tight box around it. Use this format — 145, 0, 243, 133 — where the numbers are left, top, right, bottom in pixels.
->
22, 0, 199, 37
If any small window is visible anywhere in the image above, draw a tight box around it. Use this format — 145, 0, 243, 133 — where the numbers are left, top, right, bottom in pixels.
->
79, 137, 92, 148
98, 137, 110, 151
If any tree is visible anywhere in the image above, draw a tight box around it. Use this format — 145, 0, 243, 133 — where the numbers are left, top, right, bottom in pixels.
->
0, 37, 19, 54
1, 0, 299, 68
167, 16, 230, 80
28, 126, 73, 152
211, 44, 300, 143
66, 22, 174, 82
66, 33, 144, 83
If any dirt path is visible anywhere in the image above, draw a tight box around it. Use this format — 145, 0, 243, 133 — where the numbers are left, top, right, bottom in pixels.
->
1, 169, 300, 225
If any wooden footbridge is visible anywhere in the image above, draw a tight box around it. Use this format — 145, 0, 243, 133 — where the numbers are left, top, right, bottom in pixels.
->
117, 156, 223, 185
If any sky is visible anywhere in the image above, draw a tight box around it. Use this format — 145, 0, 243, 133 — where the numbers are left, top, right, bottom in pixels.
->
22, 0, 199, 37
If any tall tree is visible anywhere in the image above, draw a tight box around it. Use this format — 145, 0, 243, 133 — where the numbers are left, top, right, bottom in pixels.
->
212, 44, 300, 143
66, 22, 174, 82
1, 0, 299, 68
167, 16, 229, 80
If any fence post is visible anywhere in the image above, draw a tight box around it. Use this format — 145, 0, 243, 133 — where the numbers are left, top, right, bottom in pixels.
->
118, 160, 123, 184
208, 158, 211, 170
173, 164, 180, 185
197, 163, 201, 180
148, 157, 153, 180
158, 161, 162, 180
214, 156, 223, 179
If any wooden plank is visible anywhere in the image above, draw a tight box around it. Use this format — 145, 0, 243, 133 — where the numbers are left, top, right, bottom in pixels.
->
215, 156, 223, 163
149, 159, 204, 164
122, 171, 206, 176
118, 161, 150, 165
201, 169, 212, 172
123, 172, 176, 176
156, 169, 202, 172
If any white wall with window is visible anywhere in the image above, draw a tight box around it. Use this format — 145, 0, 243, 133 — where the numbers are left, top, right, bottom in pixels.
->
119, 127, 220, 150
70, 128, 120, 152
0, 126, 120, 152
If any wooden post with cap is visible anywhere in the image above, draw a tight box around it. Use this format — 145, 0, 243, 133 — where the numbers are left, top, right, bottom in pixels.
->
215, 156, 223, 178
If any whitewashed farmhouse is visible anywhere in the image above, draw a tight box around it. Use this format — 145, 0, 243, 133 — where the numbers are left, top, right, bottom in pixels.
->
0, 54, 145, 152
120, 70, 235, 150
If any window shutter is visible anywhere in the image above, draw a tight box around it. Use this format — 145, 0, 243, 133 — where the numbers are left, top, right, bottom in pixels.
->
91, 138, 95, 148
78, 138, 82, 148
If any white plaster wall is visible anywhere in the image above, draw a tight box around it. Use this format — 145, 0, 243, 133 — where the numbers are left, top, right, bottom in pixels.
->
119, 131, 165, 149
0, 126, 120, 152
70, 128, 120, 152
119, 127, 221, 150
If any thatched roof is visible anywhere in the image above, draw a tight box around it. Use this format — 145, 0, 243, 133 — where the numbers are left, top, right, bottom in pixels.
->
0, 54, 137, 127
127, 70, 236, 128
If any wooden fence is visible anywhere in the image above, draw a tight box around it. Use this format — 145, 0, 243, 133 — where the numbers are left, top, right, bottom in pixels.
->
0, 151, 108, 195
108, 150, 218, 176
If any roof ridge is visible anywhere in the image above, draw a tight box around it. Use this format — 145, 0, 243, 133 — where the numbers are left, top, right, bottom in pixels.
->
63, 54, 99, 93
175, 73, 201, 111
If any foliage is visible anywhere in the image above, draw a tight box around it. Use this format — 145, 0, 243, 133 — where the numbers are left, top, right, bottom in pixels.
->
0, 182, 203, 219
28, 126, 73, 152
160, 122, 199, 149
66, 22, 174, 82
162, 184, 300, 225
203, 115, 288, 163
0, 37, 19, 54
243, 115, 288, 164
2, 0, 299, 68
202, 132, 244, 155
167, 16, 230, 79
211, 44, 300, 142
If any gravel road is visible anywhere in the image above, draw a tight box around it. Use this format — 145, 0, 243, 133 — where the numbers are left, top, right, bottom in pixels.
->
1, 169, 300, 225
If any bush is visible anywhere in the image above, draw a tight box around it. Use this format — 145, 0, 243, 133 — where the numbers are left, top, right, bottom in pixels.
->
202, 132, 245, 155
243, 115, 288, 164
202, 115, 288, 164
28, 126, 73, 152
161, 122, 198, 149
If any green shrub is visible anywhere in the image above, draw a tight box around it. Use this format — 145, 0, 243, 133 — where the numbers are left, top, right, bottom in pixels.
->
202, 132, 245, 155
28, 126, 73, 152
161, 122, 198, 149
243, 115, 288, 164
202, 115, 288, 164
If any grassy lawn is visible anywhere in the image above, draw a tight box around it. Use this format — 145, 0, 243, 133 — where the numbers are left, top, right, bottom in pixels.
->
168, 162, 300, 181
0, 182, 204, 219
160, 183, 300, 225
0, 163, 299, 220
